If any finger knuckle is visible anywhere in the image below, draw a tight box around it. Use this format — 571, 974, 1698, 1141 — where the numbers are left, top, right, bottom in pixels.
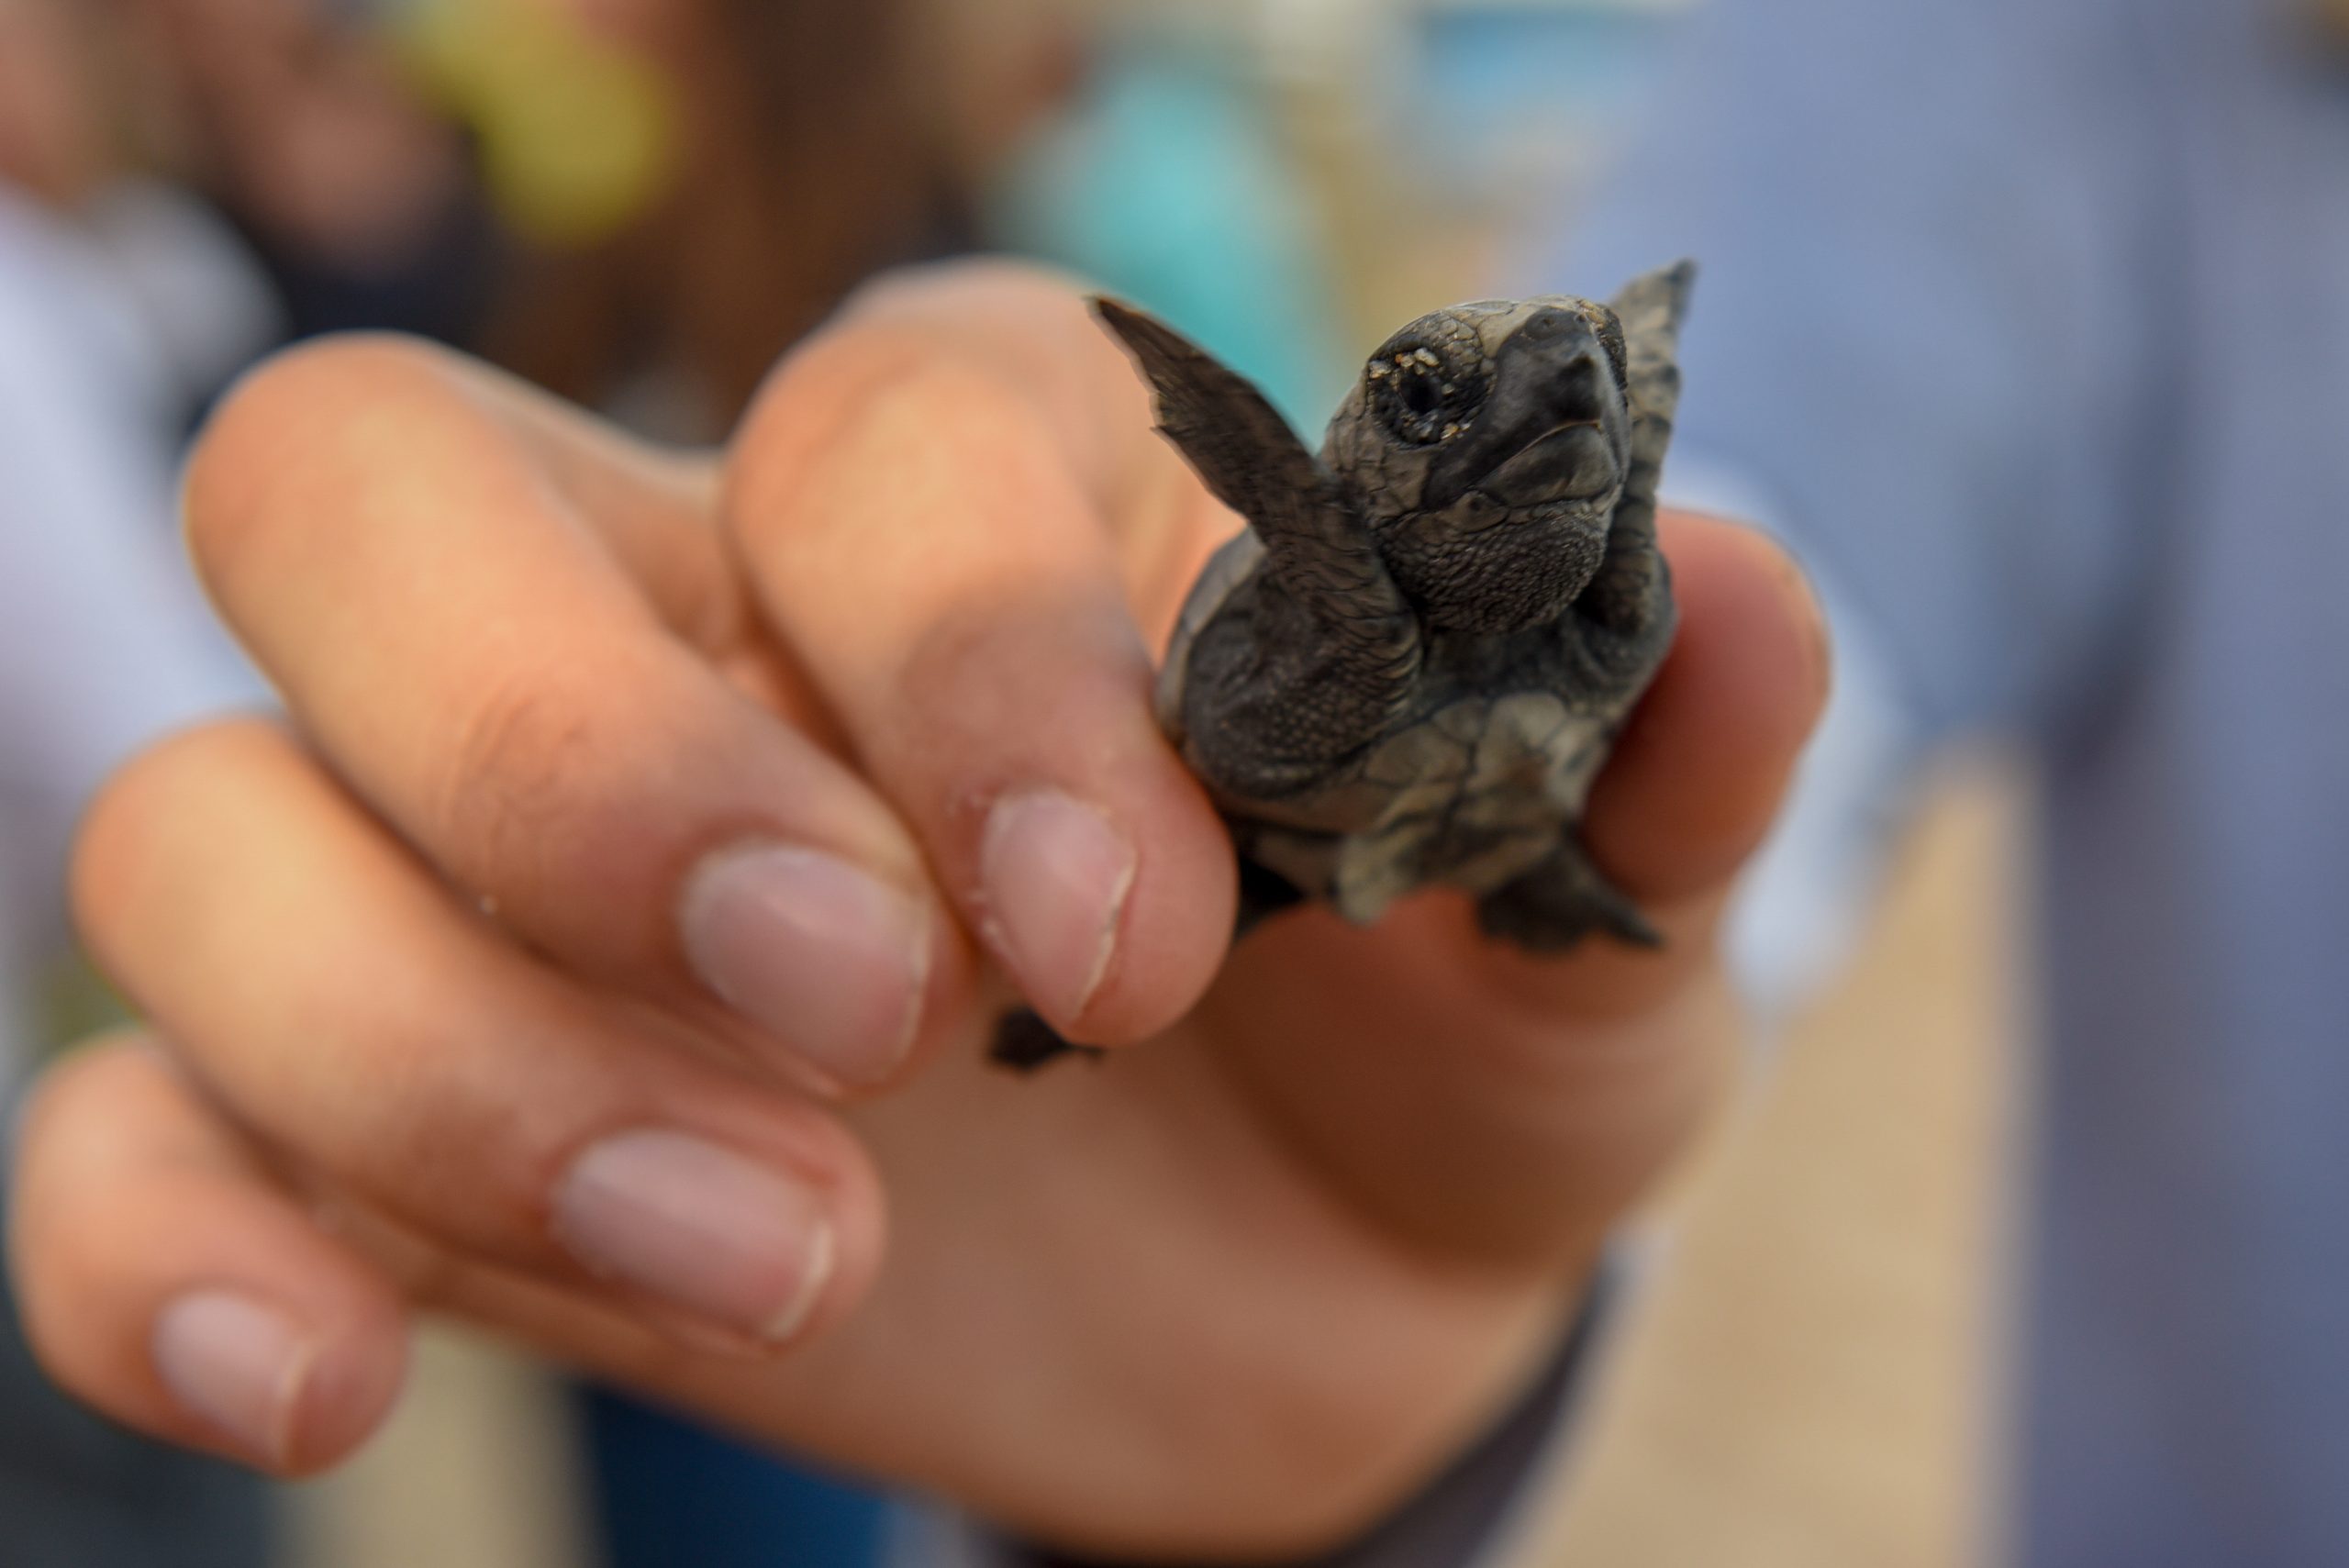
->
851, 356, 1050, 473
431, 653, 660, 902
732, 343, 1046, 539
6, 1037, 158, 1268
6, 1045, 105, 1176
184, 332, 456, 591
71, 721, 286, 960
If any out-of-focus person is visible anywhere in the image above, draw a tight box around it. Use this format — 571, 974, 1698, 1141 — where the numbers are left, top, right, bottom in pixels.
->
397, 0, 1343, 434
127, 0, 484, 340
402, 0, 969, 431
1550, 0, 2349, 1561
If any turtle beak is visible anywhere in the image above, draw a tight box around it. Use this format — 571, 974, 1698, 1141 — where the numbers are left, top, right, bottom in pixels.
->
1420, 308, 1623, 512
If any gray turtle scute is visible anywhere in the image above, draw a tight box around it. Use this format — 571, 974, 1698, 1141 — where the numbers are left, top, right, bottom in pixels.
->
994, 263, 1695, 1069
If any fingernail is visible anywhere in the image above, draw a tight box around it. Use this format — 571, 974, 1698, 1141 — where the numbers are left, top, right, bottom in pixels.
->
681, 844, 929, 1089
979, 789, 1136, 1025
552, 1129, 835, 1346
152, 1290, 317, 1466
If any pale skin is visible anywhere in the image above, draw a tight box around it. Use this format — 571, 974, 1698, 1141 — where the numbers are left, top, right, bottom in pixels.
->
5, 261, 1825, 1561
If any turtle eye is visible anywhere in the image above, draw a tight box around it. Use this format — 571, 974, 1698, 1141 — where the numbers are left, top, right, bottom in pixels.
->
1366, 340, 1487, 446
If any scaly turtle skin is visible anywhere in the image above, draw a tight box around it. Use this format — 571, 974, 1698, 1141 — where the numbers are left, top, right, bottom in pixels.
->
992, 264, 1693, 1070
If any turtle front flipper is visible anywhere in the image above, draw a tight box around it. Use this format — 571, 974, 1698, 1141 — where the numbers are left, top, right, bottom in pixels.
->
1091, 298, 1419, 712
1475, 839, 1662, 952
1578, 261, 1695, 643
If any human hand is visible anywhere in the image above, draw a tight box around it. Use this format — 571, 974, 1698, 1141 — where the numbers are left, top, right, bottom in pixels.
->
7, 261, 1825, 1559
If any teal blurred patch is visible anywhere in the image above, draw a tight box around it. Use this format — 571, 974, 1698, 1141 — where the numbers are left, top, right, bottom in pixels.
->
986, 52, 1351, 433
1411, 3, 1678, 201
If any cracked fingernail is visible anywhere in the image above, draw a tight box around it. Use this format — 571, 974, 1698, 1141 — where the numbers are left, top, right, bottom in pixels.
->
979, 789, 1136, 1027
153, 1290, 317, 1467
553, 1129, 835, 1346
681, 843, 929, 1089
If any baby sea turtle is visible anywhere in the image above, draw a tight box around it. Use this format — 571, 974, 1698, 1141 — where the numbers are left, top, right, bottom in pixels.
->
994, 262, 1693, 1069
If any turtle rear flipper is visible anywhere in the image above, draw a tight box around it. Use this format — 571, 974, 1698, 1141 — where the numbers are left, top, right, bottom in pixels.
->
988, 1008, 1102, 1073
1475, 840, 1662, 952
986, 852, 1307, 1072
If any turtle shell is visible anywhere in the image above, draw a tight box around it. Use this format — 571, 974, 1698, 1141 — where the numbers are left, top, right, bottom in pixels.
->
1158, 536, 1617, 925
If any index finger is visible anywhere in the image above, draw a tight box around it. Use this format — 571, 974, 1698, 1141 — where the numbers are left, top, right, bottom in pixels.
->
179, 336, 979, 1095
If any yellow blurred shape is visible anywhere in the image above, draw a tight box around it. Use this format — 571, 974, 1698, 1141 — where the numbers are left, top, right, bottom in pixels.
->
395, 0, 677, 248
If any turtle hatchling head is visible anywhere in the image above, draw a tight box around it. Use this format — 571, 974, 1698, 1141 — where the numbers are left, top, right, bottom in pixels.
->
1325, 296, 1633, 634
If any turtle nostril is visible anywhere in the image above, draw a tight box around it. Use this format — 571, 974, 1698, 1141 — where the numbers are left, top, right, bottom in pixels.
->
1520, 307, 1576, 343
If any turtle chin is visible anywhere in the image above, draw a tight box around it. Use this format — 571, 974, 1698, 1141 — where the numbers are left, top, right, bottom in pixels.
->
1380, 495, 1614, 633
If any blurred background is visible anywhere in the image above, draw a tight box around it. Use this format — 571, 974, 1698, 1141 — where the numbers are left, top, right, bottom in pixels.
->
0, 0, 2020, 1563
